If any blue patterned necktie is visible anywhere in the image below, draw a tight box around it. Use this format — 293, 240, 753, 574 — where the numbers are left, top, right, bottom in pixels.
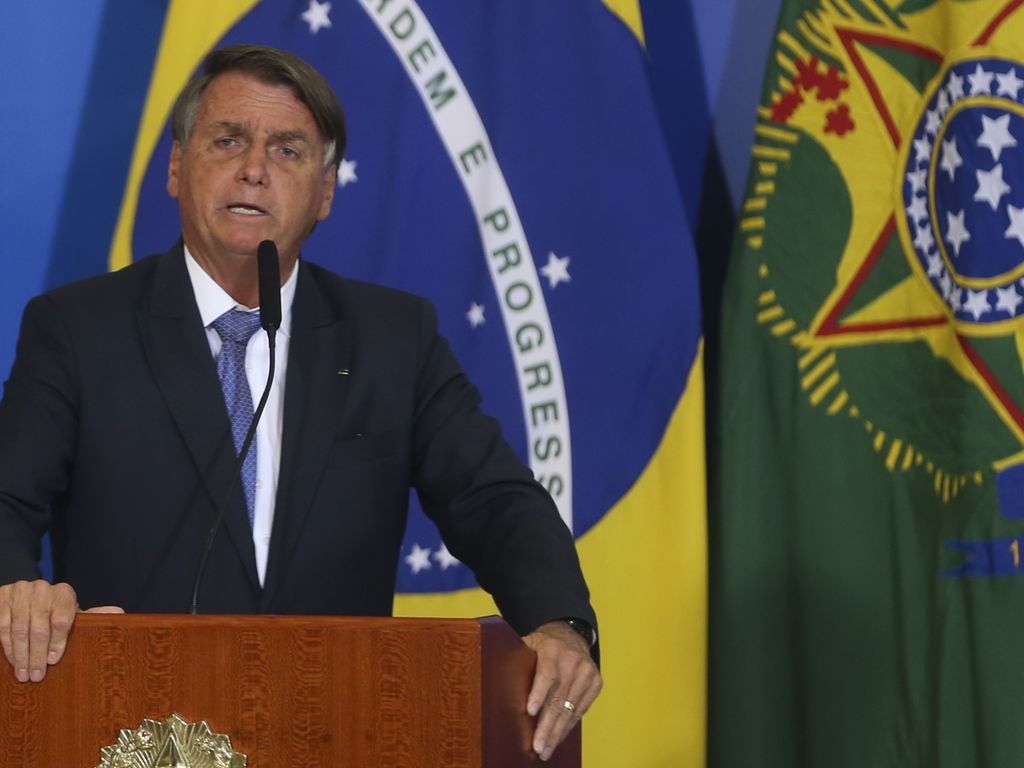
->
210, 308, 263, 526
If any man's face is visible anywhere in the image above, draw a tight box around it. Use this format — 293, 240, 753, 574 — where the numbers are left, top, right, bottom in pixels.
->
167, 71, 335, 273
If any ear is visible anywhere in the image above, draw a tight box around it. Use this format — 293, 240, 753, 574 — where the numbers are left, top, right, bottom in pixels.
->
167, 142, 182, 199
317, 165, 336, 221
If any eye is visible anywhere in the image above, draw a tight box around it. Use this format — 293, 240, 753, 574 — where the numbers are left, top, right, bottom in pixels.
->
216, 137, 237, 147
280, 146, 298, 158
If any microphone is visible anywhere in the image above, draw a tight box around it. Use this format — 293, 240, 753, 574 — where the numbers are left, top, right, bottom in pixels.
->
257, 240, 282, 333
190, 240, 282, 614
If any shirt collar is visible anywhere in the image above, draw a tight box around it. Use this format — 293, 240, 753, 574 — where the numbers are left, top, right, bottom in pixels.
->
184, 244, 296, 339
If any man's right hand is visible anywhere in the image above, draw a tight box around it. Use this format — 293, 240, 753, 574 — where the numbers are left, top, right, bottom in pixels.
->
0, 580, 123, 683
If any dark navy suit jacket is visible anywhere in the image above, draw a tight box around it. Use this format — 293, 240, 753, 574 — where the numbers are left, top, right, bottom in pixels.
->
0, 243, 595, 636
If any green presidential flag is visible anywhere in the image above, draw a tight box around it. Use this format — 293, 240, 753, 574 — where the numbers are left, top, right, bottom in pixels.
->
715, 1, 1024, 766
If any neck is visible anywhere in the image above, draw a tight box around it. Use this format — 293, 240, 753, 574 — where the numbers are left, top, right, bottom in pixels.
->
188, 246, 295, 308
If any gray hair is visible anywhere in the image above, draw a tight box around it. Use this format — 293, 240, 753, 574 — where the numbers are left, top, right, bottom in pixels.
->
170, 44, 346, 170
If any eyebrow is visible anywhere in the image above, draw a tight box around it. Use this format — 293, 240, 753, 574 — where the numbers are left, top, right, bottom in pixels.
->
209, 122, 312, 145
270, 129, 311, 145
210, 121, 247, 135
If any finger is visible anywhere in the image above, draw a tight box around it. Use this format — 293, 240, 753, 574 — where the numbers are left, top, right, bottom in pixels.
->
83, 606, 125, 614
46, 583, 79, 667
10, 582, 32, 682
537, 684, 586, 760
0, 586, 13, 666
559, 661, 602, 719
572, 669, 603, 717
532, 664, 578, 758
537, 655, 604, 760
544, 671, 598, 757
526, 651, 559, 717
28, 581, 57, 682
534, 694, 571, 761
528, 653, 564, 759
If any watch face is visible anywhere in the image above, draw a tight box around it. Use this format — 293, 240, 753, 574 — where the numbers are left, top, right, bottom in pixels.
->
564, 618, 595, 646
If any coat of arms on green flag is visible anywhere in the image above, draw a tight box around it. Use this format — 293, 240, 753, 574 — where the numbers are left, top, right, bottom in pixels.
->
715, 1, 1024, 765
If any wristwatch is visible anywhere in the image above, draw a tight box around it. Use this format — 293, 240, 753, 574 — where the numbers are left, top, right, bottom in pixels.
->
562, 617, 597, 647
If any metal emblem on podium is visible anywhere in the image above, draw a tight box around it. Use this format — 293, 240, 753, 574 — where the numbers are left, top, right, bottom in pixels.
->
97, 713, 246, 767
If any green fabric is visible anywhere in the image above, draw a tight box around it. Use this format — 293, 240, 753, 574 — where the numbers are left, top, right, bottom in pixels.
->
711, 1, 1024, 766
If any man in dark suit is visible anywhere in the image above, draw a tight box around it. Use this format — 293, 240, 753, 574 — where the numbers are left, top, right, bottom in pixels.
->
0, 45, 600, 761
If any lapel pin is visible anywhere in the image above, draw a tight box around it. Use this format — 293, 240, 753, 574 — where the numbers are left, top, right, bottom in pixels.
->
337, 368, 350, 376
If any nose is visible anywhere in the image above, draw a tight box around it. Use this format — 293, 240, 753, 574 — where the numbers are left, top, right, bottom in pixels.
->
236, 145, 268, 186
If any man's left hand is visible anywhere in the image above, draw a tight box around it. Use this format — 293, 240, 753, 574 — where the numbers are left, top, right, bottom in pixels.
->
523, 620, 603, 761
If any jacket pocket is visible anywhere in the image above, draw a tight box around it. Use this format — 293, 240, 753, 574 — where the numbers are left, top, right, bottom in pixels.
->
332, 429, 399, 465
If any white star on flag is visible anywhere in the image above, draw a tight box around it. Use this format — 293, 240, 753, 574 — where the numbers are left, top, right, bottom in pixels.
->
996, 285, 1023, 314
925, 252, 944, 278
337, 158, 357, 187
940, 137, 963, 182
1005, 204, 1024, 248
963, 288, 991, 320
939, 271, 953, 300
949, 287, 963, 312
541, 252, 572, 289
913, 136, 932, 165
968, 63, 995, 95
913, 223, 935, 253
301, 0, 332, 33
925, 109, 942, 136
936, 89, 951, 115
907, 168, 927, 194
466, 302, 485, 328
997, 68, 1024, 99
906, 195, 928, 223
975, 163, 1011, 210
945, 209, 971, 257
433, 544, 460, 570
977, 114, 1017, 163
404, 543, 432, 574
948, 72, 966, 101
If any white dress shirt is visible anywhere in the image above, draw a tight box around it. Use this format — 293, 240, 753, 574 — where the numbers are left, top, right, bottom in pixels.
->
183, 245, 296, 586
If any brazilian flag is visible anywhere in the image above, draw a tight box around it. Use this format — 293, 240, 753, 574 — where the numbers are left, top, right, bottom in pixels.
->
114, 1, 706, 765
716, 1, 1024, 765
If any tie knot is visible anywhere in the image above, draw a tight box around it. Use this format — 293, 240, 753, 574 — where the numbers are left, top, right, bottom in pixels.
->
211, 308, 263, 346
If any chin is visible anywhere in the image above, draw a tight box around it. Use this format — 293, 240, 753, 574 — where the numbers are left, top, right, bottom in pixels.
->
222, 234, 271, 256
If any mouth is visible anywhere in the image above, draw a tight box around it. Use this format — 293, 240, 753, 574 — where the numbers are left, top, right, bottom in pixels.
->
225, 203, 268, 216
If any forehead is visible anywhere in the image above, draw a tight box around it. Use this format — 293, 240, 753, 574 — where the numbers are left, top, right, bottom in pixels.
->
196, 71, 321, 136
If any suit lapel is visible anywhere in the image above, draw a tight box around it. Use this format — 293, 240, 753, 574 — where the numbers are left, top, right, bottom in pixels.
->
261, 263, 351, 610
136, 245, 261, 594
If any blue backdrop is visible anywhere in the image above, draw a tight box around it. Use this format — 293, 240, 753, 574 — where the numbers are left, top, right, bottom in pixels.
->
0, 0, 780, 581
0, 0, 778, 378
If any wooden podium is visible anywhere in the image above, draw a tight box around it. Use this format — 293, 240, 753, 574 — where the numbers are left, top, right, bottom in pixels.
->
0, 614, 580, 767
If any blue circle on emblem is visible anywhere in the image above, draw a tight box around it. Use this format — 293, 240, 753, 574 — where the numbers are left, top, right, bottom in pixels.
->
902, 57, 1024, 323
934, 106, 1024, 280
